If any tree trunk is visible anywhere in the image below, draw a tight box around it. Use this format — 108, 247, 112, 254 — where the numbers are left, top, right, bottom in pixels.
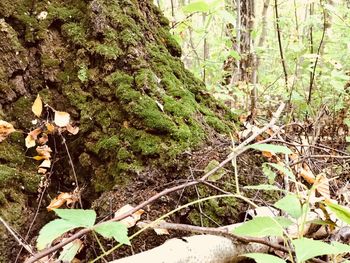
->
0, 0, 235, 261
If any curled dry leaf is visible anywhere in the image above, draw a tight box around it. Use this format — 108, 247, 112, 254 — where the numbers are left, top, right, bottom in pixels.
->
0, 120, 15, 142
54, 111, 70, 127
114, 204, 145, 228
66, 123, 79, 135
38, 159, 51, 174
47, 192, 79, 211
36, 145, 52, 160
32, 94, 43, 117
25, 127, 43, 148
314, 173, 330, 200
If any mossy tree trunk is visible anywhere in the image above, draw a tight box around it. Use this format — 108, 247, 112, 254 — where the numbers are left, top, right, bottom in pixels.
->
0, 0, 235, 261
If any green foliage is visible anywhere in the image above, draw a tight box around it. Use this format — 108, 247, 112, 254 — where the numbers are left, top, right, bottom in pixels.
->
249, 144, 293, 155
325, 201, 350, 225
94, 222, 130, 245
232, 216, 293, 238
37, 208, 129, 257
292, 238, 340, 262
274, 194, 302, 219
58, 240, 83, 262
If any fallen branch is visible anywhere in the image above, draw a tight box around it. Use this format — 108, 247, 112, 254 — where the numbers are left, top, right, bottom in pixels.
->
25, 103, 285, 263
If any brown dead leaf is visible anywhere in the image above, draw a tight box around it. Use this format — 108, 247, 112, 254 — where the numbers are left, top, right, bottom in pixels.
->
47, 192, 78, 211
32, 94, 43, 117
262, 151, 275, 158
0, 120, 15, 142
314, 173, 330, 200
114, 204, 145, 228
299, 164, 316, 184
54, 111, 70, 127
66, 123, 79, 135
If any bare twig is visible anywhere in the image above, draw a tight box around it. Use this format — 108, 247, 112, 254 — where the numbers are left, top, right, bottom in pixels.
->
274, 0, 288, 86
0, 217, 33, 255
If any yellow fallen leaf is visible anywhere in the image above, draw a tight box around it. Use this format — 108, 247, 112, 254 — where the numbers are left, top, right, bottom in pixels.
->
32, 94, 43, 117
54, 111, 70, 127
47, 192, 74, 211
0, 120, 15, 142
314, 173, 330, 200
154, 220, 170, 235
46, 123, 55, 133
25, 134, 36, 148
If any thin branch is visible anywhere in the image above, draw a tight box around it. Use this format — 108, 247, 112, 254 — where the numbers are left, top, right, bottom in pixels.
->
307, 1, 327, 104
0, 217, 33, 255
274, 0, 288, 86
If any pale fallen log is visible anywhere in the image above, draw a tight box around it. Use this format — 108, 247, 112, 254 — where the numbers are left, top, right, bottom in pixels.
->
109, 234, 274, 263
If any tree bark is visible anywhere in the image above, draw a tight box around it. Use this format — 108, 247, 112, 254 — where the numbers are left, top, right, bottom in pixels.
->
0, 0, 235, 261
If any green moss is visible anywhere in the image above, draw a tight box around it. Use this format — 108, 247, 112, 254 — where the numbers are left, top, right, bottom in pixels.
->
117, 147, 132, 160
95, 135, 120, 153
93, 43, 122, 60
9, 96, 34, 129
134, 68, 159, 92
61, 22, 87, 46
122, 128, 164, 156
205, 116, 230, 133
0, 141, 25, 166
0, 165, 18, 187
158, 27, 181, 57
163, 95, 196, 118
41, 54, 60, 67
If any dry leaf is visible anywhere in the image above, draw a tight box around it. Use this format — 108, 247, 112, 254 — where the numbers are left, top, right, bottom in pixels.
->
25, 134, 36, 148
46, 123, 55, 133
47, 192, 78, 211
66, 123, 79, 135
32, 94, 43, 117
299, 163, 316, 184
38, 133, 49, 145
39, 159, 51, 168
114, 204, 145, 228
0, 120, 15, 142
314, 173, 330, 200
154, 220, 170, 235
25, 127, 42, 148
262, 151, 275, 158
54, 111, 70, 127
32, 155, 46, 161
36, 145, 52, 159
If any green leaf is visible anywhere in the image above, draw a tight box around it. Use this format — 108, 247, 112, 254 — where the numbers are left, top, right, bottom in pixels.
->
244, 184, 281, 191
331, 241, 350, 254
267, 163, 295, 180
78, 65, 88, 82
232, 216, 291, 238
249, 144, 293, 154
94, 222, 130, 245
182, 1, 210, 13
54, 209, 96, 228
292, 238, 339, 262
262, 163, 277, 184
244, 253, 286, 263
36, 219, 78, 250
274, 194, 302, 219
325, 202, 350, 225
58, 240, 82, 262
